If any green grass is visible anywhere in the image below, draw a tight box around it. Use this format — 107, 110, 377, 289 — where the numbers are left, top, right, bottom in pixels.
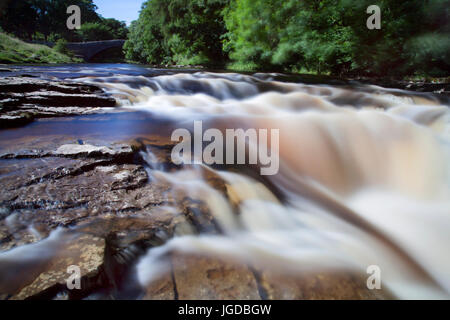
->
225, 61, 260, 72
0, 33, 81, 64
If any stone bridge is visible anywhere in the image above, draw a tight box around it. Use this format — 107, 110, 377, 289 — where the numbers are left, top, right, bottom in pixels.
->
65, 40, 126, 61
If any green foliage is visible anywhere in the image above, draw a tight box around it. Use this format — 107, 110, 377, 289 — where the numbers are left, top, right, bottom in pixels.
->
0, 32, 80, 64
405, 33, 450, 77
1, 0, 448, 76
75, 19, 127, 42
225, 0, 449, 76
124, 18, 169, 64
124, 0, 229, 66
126, 0, 448, 76
101, 18, 128, 39
0, 0, 127, 42
223, 0, 361, 73
0, 0, 101, 41
53, 38, 69, 54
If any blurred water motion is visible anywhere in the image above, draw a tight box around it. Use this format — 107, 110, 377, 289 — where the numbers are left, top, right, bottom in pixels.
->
1, 66, 449, 299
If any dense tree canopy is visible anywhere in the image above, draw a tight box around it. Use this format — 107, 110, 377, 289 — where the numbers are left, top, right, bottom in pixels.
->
76, 19, 128, 42
0, 0, 127, 42
223, 0, 449, 76
1, 0, 448, 76
125, 0, 449, 77
124, 0, 229, 66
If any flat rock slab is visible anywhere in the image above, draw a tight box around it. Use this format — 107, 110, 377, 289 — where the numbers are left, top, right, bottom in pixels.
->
0, 77, 117, 128
141, 253, 393, 300
142, 253, 262, 300
0, 232, 104, 299
171, 254, 261, 300
0, 139, 169, 251
258, 269, 392, 300
0, 77, 104, 94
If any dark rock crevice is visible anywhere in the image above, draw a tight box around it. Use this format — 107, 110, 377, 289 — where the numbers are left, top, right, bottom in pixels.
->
248, 267, 269, 300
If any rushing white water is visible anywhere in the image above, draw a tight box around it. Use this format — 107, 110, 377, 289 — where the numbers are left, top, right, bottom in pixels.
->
78, 71, 450, 299
79, 72, 450, 299
3, 69, 447, 299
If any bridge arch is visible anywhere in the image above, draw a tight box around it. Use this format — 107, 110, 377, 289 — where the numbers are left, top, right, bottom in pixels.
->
65, 40, 126, 61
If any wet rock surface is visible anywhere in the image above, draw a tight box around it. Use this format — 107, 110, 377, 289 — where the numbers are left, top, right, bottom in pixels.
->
0, 78, 398, 300
172, 254, 261, 300
0, 132, 230, 300
0, 138, 171, 252
0, 77, 117, 128
0, 131, 392, 300
141, 254, 391, 300
257, 269, 391, 300
11, 234, 105, 300
142, 254, 261, 300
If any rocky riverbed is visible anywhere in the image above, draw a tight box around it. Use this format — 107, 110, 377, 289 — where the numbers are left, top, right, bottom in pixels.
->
0, 136, 389, 300
0, 76, 391, 300
2, 68, 449, 300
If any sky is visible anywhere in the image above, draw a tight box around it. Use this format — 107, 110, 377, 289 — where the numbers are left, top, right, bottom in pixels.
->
93, 0, 144, 26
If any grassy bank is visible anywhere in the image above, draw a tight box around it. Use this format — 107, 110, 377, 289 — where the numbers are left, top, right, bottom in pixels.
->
0, 33, 80, 64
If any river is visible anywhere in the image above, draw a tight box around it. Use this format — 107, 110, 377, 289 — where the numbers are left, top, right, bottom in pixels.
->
0, 64, 449, 299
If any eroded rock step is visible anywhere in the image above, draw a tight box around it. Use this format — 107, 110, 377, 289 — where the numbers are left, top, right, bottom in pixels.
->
0, 77, 117, 128
142, 254, 392, 300
0, 133, 225, 299
2, 243, 393, 300
0, 118, 393, 300
0, 136, 394, 300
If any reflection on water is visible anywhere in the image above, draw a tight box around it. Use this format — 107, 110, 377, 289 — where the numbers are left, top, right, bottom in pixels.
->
0, 112, 174, 148
1, 64, 449, 299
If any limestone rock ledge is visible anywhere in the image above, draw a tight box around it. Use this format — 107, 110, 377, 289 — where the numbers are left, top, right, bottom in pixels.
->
0, 131, 394, 300
0, 77, 117, 128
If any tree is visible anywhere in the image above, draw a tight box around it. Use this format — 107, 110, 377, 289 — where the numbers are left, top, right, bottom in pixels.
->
48, 0, 101, 41
101, 18, 128, 39
0, 0, 39, 40
0, 0, 101, 41
76, 22, 112, 42
76, 19, 128, 42
124, 0, 229, 66
223, 0, 449, 76
124, 19, 169, 64
2, 0, 448, 76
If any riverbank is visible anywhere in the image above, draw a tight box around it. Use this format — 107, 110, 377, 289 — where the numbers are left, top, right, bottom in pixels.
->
125, 62, 450, 97
0, 33, 80, 64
